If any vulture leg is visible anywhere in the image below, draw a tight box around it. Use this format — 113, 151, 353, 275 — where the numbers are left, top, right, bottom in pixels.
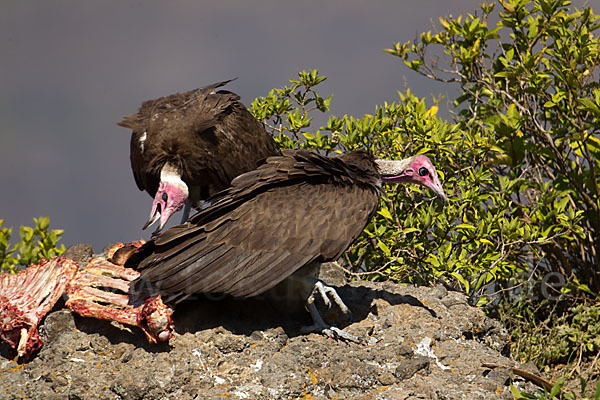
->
265, 263, 359, 342
310, 281, 351, 315
300, 281, 362, 343
303, 298, 362, 343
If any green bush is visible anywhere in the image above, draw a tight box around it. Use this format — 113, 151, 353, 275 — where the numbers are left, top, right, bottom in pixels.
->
502, 297, 600, 364
384, 0, 600, 366
385, 0, 599, 296
253, 68, 583, 300
251, 0, 599, 369
511, 375, 600, 399
0, 217, 66, 274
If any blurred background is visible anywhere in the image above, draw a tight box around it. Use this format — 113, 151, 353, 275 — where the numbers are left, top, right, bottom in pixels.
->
0, 0, 530, 251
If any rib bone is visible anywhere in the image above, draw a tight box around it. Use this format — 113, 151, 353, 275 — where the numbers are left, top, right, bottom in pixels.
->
65, 250, 173, 344
0, 241, 173, 359
0, 257, 78, 358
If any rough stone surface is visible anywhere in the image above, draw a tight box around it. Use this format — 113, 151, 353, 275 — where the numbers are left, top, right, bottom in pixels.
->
0, 255, 538, 399
62, 244, 95, 267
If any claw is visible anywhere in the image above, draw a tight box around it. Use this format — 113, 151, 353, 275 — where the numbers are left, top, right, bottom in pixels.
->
302, 299, 363, 343
281, 269, 358, 342
309, 281, 351, 315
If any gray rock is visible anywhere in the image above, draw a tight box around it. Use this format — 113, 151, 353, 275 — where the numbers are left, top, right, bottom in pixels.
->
318, 261, 348, 286
1, 256, 540, 399
62, 244, 94, 266
395, 356, 430, 380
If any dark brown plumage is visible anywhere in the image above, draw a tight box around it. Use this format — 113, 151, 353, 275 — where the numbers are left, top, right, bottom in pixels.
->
127, 149, 382, 303
117, 79, 280, 230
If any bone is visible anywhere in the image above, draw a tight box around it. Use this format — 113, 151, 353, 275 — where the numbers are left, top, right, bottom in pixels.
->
0, 257, 78, 358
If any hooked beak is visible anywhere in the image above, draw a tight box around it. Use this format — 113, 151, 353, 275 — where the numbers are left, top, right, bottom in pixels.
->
143, 201, 162, 231
376, 156, 447, 204
143, 180, 188, 234
424, 180, 447, 204
380, 172, 447, 204
143, 208, 161, 231
142, 201, 171, 233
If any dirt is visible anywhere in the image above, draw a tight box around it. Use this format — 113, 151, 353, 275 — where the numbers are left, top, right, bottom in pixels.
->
0, 245, 540, 399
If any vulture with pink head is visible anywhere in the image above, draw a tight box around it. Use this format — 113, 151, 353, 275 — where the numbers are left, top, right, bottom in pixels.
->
117, 79, 280, 232
126, 149, 446, 339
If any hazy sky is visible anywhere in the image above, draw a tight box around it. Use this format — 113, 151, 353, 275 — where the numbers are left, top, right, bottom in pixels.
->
0, 1, 540, 251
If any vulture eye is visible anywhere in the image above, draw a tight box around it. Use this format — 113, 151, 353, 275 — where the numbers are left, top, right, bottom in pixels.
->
418, 167, 429, 177
162, 193, 168, 202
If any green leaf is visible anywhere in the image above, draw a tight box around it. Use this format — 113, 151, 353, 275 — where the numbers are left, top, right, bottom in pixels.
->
555, 197, 570, 213
577, 97, 600, 117
549, 376, 565, 397
451, 272, 470, 292
377, 240, 392, 257
475, 296, 488, 307
400, 227, 421, 234
456, 223, 477, 230
378, 208, 393, 220
1, 217, 64, 272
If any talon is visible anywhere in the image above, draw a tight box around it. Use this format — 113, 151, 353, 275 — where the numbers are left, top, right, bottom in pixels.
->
302, 297, 363, 343
309, 281, 351, 314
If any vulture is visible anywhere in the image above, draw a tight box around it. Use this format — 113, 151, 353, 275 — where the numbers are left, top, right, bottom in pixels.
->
126, 149, 446, 338
117, 79, 280, 232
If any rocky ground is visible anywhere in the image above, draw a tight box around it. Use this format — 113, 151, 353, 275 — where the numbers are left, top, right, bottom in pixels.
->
0, 245, 543, 399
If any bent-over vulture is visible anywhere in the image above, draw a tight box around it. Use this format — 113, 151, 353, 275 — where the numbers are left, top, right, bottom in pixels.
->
126, 149, 446, 338
117, 79, 280, 232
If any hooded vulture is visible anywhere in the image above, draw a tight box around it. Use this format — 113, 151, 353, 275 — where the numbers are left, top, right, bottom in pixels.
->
117, 79, 280, 232
126, 149, 446, 339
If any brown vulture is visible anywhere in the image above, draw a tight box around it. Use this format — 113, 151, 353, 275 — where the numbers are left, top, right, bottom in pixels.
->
117, 79, 280, 232
126, 149, 446, 339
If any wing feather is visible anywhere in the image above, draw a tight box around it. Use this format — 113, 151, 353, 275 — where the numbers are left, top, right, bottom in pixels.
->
129, 150, 381, 303
149, 243, 230, 290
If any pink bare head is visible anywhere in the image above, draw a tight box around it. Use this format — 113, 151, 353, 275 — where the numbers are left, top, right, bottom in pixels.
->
143, 181, 188, 232
376, 155, 447, 202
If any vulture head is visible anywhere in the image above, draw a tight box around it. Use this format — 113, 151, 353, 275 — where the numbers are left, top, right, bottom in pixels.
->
143, 166, 189, 232
376, 155, 447, 202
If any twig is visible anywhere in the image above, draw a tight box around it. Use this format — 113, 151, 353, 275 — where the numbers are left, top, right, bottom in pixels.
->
569, 342, 585, 376
482, 363, 555, 394
587, 350, 600, 376
336, 256, 400, 278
